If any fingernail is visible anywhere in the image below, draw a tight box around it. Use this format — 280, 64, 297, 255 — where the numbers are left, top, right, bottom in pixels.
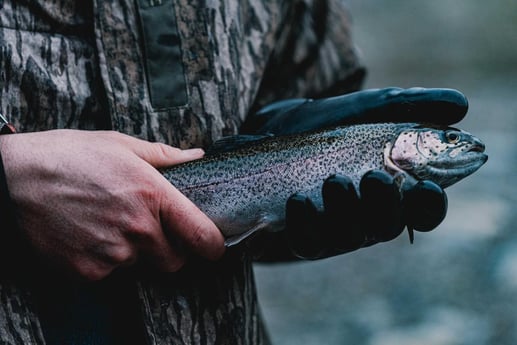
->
183, 148, 205, 157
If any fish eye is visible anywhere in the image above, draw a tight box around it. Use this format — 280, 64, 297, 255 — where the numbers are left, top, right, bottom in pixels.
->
445, 131, 460, 144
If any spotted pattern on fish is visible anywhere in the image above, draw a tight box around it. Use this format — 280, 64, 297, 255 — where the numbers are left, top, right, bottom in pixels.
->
163, 122, 487, 243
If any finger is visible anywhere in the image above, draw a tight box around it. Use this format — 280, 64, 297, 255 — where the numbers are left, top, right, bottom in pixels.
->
376, 87, 468, 125
402, 180, 448, 232
322, 174, 358, 216
139, 225, 187, 272
66, 255, 115, 281
285, 193, 325, 259
322, 175, 364, 251
241, 98, 309, 134
108, 132, 205, 167
359, 170, 405, 242
158, 179, 225, 261
342, 87, 467, 126
135, 143, 204, 168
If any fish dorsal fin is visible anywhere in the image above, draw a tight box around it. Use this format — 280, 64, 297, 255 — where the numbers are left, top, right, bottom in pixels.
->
206, 134, 273, 155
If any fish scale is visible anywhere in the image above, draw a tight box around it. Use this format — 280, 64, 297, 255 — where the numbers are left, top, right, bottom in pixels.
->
162, 122, 487, 246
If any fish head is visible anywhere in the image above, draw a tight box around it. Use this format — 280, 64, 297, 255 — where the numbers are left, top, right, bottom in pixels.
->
386, 126, 488, 188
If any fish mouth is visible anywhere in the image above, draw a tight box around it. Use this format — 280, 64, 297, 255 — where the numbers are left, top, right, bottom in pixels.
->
467, 144, 485, 153
420, 151, 488, 188
430, 153, 487, 170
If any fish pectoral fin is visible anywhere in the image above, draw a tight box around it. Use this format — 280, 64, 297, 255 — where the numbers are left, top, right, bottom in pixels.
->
224, 222, 269, 247
407, 226, 415, 244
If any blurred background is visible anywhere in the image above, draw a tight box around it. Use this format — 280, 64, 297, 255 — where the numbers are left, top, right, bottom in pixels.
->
254, 1, 517, 344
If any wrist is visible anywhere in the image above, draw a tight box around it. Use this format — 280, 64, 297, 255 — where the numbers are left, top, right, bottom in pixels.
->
0, 113, 16, 135
0, 113, 20, 264
0, 149, 18, 230
0, 110, 17, 160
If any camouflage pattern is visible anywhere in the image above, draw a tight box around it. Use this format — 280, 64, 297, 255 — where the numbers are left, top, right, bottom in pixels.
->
0, 0, 364, 344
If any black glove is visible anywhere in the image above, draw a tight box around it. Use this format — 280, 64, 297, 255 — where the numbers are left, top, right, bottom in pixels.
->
285, 172, 447, 259
242, 87, 467, 135
244, 87, 466, 259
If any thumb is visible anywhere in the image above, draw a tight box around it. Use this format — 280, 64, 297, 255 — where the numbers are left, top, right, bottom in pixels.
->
112, 133, 205, 168
137, 143, 205, 168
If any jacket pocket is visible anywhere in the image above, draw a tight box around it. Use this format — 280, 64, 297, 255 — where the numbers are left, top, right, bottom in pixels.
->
136, 0, 188, 110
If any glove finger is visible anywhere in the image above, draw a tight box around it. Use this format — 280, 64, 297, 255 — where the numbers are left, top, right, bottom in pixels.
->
373, 87, 468, 125
285, 193, 326, 259
402, 180, 448, 232
359, 170, 405, 242
346, 87, 467, 126
248, 88, 467, 135
240, 98, 308, 134
322, 174, 364, 251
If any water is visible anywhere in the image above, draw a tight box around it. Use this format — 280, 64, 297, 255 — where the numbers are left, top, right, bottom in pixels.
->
254, 1, 517, 344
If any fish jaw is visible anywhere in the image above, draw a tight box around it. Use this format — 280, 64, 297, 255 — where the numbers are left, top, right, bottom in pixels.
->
418, 150, 488, 188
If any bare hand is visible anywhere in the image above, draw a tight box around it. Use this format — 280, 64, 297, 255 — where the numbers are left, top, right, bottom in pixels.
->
0, 130, 225, 280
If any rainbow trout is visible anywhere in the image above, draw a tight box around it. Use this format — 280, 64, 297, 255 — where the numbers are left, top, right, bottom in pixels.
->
162, 123, 487, 246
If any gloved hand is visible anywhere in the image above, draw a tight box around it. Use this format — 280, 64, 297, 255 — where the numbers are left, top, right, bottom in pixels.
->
242, 87, 467, 135
243, 87, 467, 259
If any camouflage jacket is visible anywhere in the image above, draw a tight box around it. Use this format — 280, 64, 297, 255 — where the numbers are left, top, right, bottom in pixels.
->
0, 0, 364, 344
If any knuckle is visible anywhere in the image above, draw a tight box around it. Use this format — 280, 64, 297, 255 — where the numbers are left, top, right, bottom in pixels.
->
189, 224, 205, 245
108, 130, 126, 140
154, 142, 178, 157
123, 214, 158, 240
73, 261, 109, 281
98, 130, 120, 141
165, 255, 186, 273
129, 223, 156, 242
189, 222, 225, 260
108, 245, 135, 265
188, 222, 215, 250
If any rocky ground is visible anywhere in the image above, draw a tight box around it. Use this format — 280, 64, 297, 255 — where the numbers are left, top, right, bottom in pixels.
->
254, 1, 517, 344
